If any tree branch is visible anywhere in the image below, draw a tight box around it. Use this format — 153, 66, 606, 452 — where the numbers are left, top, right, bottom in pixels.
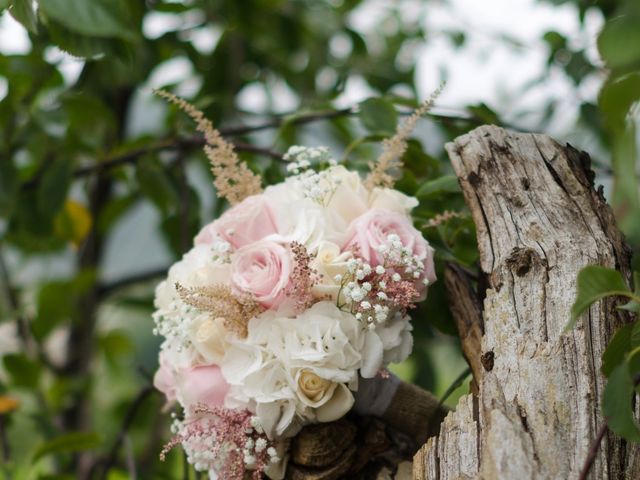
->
97, 267, 169, 298
21, 105, 495, 191
21, 138, 284, 191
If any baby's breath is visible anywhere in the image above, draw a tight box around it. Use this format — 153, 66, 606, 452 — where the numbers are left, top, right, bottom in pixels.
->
283, 146, 341, 206
336, 233, 428, 330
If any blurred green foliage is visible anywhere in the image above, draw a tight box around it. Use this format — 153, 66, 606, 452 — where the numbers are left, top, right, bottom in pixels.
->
0, 0, 638, 478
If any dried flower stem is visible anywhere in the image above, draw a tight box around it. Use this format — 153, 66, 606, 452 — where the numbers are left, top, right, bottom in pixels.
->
422, 210, 464, 229
175, 283, 263, 338
154, 89, 262, 204
365, 83, 445, 189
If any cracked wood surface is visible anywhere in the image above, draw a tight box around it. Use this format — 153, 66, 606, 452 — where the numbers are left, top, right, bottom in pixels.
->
414, 125, 639, 480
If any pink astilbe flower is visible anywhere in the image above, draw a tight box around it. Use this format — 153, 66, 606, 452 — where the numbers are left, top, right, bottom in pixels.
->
161, 406, 278, 480
285, 242, 318, 313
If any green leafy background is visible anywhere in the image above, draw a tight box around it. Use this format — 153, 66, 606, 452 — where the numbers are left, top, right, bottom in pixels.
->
0, 0, 638, 477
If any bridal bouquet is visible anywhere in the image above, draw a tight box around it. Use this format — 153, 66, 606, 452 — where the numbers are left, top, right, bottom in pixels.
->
152, 90, 439, 479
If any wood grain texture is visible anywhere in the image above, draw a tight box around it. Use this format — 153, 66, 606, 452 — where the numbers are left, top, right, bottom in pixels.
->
414, 125, 639, 480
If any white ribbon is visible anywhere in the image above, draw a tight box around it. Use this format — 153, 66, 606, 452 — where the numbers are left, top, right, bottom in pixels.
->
353, 373, 401, 418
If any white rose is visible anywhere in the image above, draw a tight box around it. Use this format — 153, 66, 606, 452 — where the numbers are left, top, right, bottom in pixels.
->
310, 241, 352, 301
168, 243, 232, 288
368, 187, 419, 214
263, 200, 346, 253
155, 244, 232, 312
188, 316, 229, 364
324, 166, 369, 224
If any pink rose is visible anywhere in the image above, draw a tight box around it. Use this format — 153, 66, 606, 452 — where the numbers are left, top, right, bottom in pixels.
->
179, 365, 230, 410
231, 240, 292, 309
195, 195, 278, 249
343, 208, 437, 284
154, 356, 230, 410
153, 353, 177, 404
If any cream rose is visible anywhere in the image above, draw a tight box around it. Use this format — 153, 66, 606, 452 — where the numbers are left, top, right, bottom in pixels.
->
310, 241, 352, 301
298, 369, 332, 402
368, 187, 419, 214
296, 370, 354, 422
188, 316, 229, 364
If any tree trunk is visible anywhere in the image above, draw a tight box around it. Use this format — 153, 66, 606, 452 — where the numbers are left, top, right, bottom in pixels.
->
414, 125, 640, 479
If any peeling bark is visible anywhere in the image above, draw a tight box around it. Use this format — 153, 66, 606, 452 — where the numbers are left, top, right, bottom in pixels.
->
414, 126, 639, 480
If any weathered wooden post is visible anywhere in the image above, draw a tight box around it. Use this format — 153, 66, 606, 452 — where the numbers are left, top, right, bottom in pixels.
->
414, 125, 639, 479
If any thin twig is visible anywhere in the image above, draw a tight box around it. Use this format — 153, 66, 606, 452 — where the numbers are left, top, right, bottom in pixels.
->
0, 415, 10, 462
577, 422, 608, 480
177, 154, 191, 254
0, 248, 33, 354
99, 385, 155, 480
437, 367, 471, 409
0, 248, 63, 372
97, 267, 169, 298
578, 375, 640, 479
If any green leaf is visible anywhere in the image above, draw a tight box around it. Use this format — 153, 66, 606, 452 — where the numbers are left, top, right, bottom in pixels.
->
542, 31, 566, 53
632, 321, 640, 350
38, 159, 73, 222
568, 265, 633, 330
99, 330, 133, 367
416, 175, 460, 198
628, 347, 640, 379
0, 0, 10, 12
38, 0, 136, 40
603, 362, 640, 442
97, 194, 137, 234
610, 124, 640, 243
467, 103, 500, 125
46, 19, 124, 60
598, 74, 640, 132
136, 158, 179, 215
598, 14, 640, 70
359, 98, 398, 135
602, 323, 632, 377
620, 299, 640, 313
0, 159, 19, 217
33, 432, 101, 462
2, 353, 41, 389
9, 0, 38, 34
33, 271, 96, 340
625, 272, 640, 314
38, 475, 76, 480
